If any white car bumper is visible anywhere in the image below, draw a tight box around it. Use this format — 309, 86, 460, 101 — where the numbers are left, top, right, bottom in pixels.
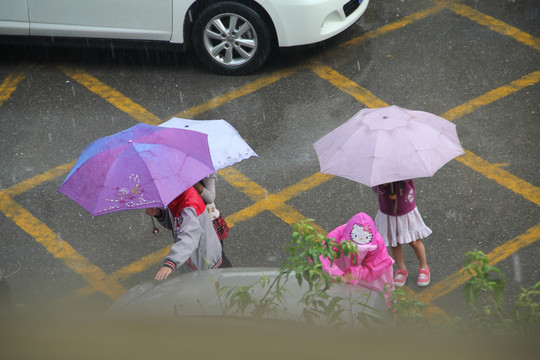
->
262, 0, 370, 47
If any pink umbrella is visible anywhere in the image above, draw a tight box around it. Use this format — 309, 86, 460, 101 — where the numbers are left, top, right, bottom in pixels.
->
58, 123, 215, 216
313, 105, 465, 187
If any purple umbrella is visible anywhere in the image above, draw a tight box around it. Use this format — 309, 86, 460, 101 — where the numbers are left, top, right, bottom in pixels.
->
313, 105, 465, 187
58, 123, 215, 216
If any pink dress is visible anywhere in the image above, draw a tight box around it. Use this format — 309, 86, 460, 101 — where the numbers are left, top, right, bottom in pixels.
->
320, 212, 395, 300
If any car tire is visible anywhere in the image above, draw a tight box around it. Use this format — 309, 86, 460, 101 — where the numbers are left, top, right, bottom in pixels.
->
191, 2, 272, 75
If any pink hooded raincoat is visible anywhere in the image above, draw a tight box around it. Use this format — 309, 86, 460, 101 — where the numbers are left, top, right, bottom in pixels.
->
321, 212, 394, 300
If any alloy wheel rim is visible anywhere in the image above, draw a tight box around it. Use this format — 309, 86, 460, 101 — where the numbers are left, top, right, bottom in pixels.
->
203, 13, 258, 66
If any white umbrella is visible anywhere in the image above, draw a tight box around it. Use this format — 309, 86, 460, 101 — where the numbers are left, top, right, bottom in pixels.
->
160, 117, 257, 170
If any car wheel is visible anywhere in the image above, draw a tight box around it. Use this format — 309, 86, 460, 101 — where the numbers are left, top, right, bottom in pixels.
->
191, 2, 272, 75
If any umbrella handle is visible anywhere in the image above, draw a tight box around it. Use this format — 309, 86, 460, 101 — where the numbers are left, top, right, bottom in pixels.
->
389, 183, 397, 215
389, 183, 397, 199
151, 215, 160, 235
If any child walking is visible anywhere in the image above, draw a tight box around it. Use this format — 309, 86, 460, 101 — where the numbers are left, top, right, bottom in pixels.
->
372, 180, 432, 287
146, 186, 223, 280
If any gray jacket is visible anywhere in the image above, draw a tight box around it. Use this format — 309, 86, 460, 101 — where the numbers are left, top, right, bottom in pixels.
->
158, 205, 222, 272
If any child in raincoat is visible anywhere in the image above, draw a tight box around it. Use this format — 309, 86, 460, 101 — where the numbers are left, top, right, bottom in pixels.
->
146, 186, 223, 280
320, 212, 394, 300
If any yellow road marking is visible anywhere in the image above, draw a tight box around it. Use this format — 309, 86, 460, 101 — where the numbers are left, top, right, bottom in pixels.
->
0, 68, 28, 107
457, 150, 540, 206
217, 167, 270, 202
441, 70, 540, 121
306, 60, 388, 108
60, 246, 171, 302
58, 65, 162, 125
0, 192, 127, 301
417, 224, 540, 303
338, 3, 445, 50
219, 168, 331, 234
5, 161, 74, 197
173, 67, 300, 119
446, 1, 540, 52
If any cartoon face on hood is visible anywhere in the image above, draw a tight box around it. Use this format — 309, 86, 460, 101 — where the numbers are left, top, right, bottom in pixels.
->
342, 212, 379, 245
350, 223, 373, 245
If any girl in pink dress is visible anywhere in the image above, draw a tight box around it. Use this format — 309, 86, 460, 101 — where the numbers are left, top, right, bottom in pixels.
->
373, 180, 432, 287
320, 212, 394, 301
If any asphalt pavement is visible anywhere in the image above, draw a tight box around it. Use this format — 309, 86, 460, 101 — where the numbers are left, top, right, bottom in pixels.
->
0, 0, 539, 325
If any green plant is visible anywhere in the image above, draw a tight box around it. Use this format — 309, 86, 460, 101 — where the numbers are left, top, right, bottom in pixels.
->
453, 249, 540, 337
214, 273, 288, 320
461, 249, 506, 333
389, 287, 428, 329
510, 281, 540, 335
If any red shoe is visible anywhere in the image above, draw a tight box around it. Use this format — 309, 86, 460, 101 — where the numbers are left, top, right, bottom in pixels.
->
393, 269, 408, 287
417, 267, 430, 287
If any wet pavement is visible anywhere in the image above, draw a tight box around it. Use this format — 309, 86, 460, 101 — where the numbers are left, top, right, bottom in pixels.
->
0, 0, 539, 321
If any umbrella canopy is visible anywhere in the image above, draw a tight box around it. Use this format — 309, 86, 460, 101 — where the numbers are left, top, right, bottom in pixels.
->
313, 105, 465, 187
58, 123, 215, 216
159, 117, 257, 170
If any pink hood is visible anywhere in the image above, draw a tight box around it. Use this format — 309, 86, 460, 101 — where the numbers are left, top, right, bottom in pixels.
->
321, 212, 394, 294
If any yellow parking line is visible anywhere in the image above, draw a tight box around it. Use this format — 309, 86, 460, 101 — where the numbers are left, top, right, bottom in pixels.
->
58, 63, 299, 126
306, 60, 389, 108
446, 1, 540, 52
57, 65, 162, 125
5, 161, 74, 197
217, 167, 270, 201
338, 3, 445, 50
0, 68, 28, 107
441, 70, 540, 121
0, 192, 127, 301
60, 245, 171, 301
417, 223, 540, 303
174, 67, 300, 119
457, 150, 540, 207
219, 168, 331, 234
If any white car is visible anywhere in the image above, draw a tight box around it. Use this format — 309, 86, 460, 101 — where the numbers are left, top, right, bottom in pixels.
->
0, 0, 370, 75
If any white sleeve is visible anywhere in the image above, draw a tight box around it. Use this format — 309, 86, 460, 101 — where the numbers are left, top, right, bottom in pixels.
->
164, 207, 201, 269
200, 173, 217, 204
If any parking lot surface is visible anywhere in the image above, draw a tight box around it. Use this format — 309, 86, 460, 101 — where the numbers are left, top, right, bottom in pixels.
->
1, 0, 539, 321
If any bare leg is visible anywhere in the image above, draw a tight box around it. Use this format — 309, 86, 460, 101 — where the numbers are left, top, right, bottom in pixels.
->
390, 244, 407, 271
409, 239, 428, 269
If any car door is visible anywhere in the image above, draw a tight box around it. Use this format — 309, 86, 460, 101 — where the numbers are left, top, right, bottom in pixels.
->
0, 0, 30, 35
27, 0, 173, 41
